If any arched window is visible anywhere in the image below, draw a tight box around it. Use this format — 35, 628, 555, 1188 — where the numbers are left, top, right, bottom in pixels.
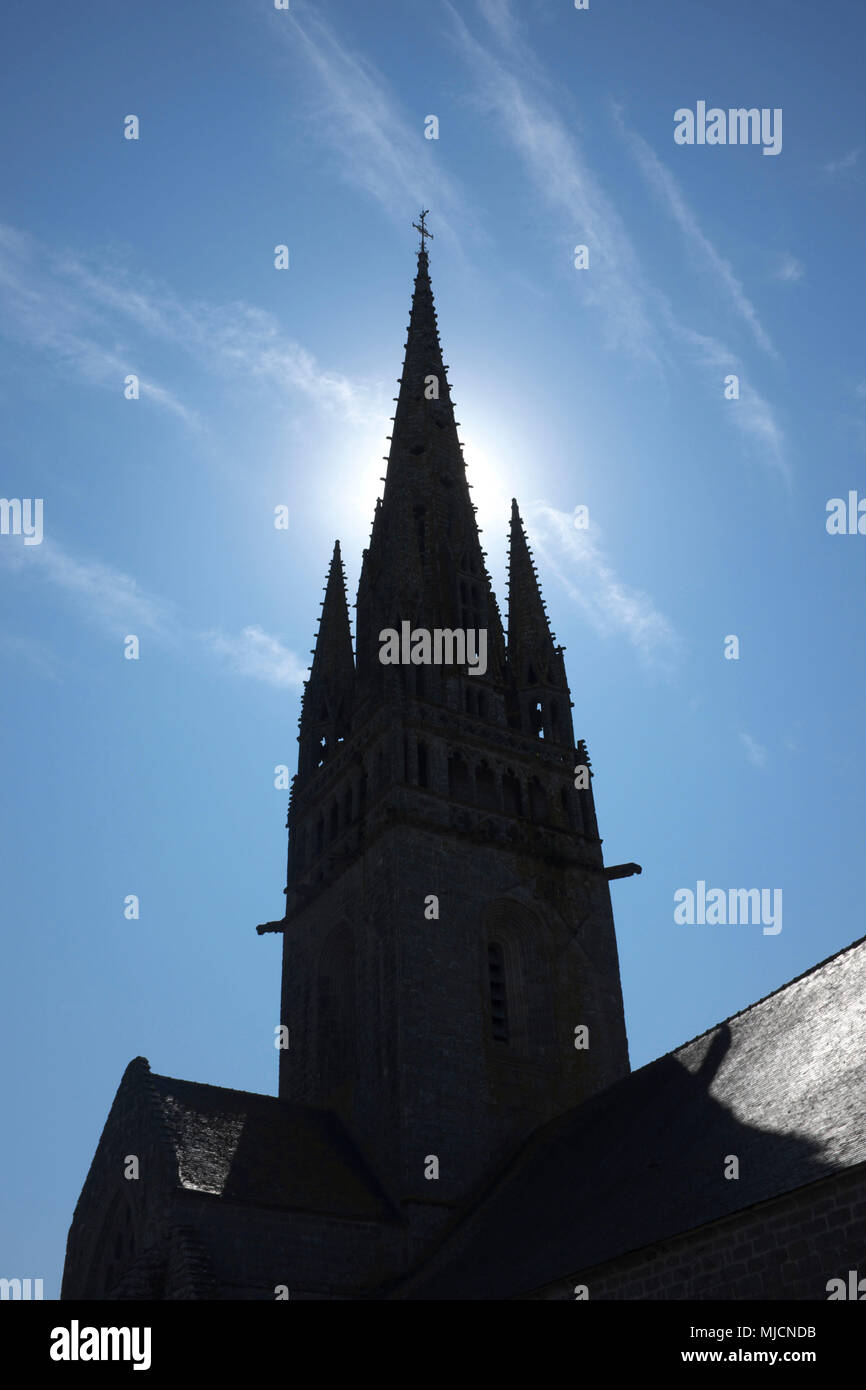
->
529, 778, 548, 822
413, 504, 427, 556
549, 699, 560, 741
448, 753, 471, 800
417, 740, 429, 789
375, 748, 387, 794
318, 927, 356, 1094
502, 772, 522, 816
475, 761, 497, 810
482, 900, 555, 1060
294, 826, 306, 871
487, 942, 509, 1043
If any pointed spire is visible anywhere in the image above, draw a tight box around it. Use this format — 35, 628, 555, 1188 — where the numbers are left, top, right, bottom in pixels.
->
297, 541, 355, 780
383, 241, 463, 495
507, 500, 558, 664
309, 541, 354, 688
355, 223, 506, 694
507, 500, 573, 744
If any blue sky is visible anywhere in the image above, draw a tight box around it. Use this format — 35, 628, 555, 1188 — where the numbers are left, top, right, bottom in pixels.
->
1, 0, 864, 1295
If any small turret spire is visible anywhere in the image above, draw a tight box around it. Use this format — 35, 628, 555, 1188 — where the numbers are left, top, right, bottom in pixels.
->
507, 500, 557, 656
297, 541, 355, 780
507, 500, 572, 744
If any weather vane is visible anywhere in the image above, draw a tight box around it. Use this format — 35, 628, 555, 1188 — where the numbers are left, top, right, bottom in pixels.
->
412, 209, 433, 253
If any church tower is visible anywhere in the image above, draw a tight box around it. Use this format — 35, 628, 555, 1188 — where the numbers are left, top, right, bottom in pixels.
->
261, 222, 631, 1238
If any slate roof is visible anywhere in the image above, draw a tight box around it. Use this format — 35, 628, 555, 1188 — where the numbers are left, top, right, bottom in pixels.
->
144, 1070, 399, 1221
398, 934, 866, 1299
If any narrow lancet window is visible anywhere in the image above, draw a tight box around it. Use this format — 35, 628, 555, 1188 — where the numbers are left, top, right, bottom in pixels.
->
488, 942, 509, 1043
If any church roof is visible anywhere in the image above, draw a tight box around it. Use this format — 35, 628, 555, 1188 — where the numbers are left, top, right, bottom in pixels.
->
398, 933, 866, 1298
144, 1068, 399, 1221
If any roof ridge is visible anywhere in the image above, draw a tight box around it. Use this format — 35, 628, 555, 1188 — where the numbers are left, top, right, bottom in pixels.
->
148, 1071, 277, 1101
389, 932, 866, 1298
660, 930, 866, 1063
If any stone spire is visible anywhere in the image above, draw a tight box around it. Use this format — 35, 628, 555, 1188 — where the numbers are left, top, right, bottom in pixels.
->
297, 540, 355, 781
355, 231, 505, 701
507, 499, 572, 745
384, 244, 463, 496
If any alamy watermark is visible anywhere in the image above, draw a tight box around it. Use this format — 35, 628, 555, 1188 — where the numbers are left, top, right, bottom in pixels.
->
674, 103, 782, 156
826, 492, 866, 534
50, 1322, 151, 1370
0, 1277, 43, 1299
379, 623, 487, 676
674, 881, 782, 935
826, 1270, 866, 1300
0, 497, 43, 545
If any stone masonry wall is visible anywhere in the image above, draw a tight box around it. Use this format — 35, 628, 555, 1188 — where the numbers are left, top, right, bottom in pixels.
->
528, 1163, 866, 1300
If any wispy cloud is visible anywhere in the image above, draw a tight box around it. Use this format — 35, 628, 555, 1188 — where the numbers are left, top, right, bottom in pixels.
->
203, 625, 308, 689
0, 538, 172, 635
269, 8, 468, 246
442, 4, 788, 482
0, 225, 197, 426
476, 0, 520, 46
652, 309, 788, 485
774, 255, 805, 283
616, 120, 776, 358
471, 2, 773, 361
0, 223, 383, 428
615, 127, 787, 480
59, 252, 384, 425
0, 632, 63, 681
823, 149, 859, 177
740, 731, 768, 768
445, 2, 660, 363
733, 383, 788, 478
0, 536, 307, 688
524, 502, 681, 672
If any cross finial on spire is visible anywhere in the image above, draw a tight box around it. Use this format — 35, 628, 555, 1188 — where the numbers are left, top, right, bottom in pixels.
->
412, 209, 433, 253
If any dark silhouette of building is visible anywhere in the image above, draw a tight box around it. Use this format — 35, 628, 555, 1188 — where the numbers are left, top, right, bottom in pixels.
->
61, 237, 866, 1301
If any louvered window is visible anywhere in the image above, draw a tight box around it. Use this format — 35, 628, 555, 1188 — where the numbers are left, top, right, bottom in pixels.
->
488, 942, 509, 1043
